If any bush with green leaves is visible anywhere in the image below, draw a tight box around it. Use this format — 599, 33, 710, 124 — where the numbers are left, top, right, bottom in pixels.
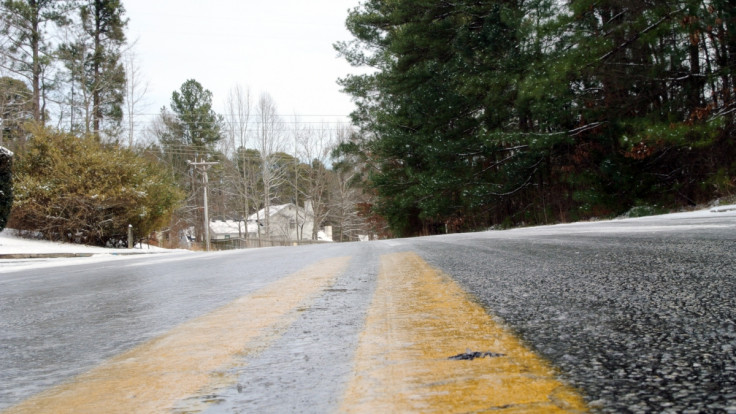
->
10, 128, 183, 246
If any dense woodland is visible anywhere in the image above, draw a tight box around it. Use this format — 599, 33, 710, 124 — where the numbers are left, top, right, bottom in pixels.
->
336, 0, 736, 236
2, 0, 735, 244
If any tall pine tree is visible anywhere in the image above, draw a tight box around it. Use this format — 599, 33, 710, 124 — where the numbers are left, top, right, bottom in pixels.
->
80, 0, 126, 139
338, 0, 533, 235
0, 0, 71, 123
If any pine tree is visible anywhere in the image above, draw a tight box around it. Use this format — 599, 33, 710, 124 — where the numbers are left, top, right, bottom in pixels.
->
153, 79, 223, 243
0, 0, 72, 123
338, 0, 736, 234
170, 79, 223, 151
80, 0, 127, 138
337, 0, 530, 235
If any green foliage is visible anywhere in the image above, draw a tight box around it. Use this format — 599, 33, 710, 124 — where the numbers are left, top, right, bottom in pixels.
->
0, 0, 76, 124
337, 0, 736, 235
235, 148, 262, 180
156, 79, 224, 181
80, 0, 127, 136
0, 146, 12, 231
170, 79, 223, 150
10, 127, 183, 246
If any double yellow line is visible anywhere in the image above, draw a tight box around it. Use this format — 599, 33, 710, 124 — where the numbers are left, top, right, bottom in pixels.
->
4, 257, 351, 414
341, 252, 587, 413
5, 252, 587, 413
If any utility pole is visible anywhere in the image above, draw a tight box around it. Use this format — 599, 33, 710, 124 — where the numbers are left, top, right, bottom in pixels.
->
188, 158, 219, 251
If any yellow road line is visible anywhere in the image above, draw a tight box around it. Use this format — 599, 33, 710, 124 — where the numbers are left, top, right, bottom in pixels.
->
4, 257, 351, 414
340, 252, 588, 413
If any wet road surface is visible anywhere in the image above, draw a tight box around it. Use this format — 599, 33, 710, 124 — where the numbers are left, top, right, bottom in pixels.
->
1, 213, 735, 413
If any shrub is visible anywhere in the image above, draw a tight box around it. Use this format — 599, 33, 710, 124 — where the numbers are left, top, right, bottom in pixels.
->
9, 127, 183, 246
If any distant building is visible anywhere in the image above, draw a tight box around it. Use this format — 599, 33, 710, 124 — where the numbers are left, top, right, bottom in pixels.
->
207, 201, 335, 244
246, 202, 314, 241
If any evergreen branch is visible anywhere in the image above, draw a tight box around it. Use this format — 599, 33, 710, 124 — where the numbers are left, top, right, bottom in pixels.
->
596, 7, 685, 64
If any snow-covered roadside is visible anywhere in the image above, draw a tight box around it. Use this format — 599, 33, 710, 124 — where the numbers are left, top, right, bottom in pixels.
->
406, 203, 736, 243
633, 203, 736, 220
0, 229, 191, 272
0, 229, 173, 254
492, 203, 736, 238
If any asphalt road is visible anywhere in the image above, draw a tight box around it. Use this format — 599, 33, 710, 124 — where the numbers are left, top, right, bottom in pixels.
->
1, 211, 735, 413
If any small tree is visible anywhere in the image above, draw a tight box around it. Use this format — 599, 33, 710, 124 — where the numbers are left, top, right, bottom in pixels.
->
9, 126, 183, 245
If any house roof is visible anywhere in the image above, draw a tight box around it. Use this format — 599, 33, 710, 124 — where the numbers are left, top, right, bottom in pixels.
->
209, 220, 258, 235
247, 204, 291, 221
247, 203, 312, 222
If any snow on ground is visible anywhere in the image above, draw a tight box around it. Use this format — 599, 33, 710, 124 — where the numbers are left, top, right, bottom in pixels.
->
494, 203, 736, 237
0, 229, 190, 273
402, 203, 736, 244
0, 229, 172, 254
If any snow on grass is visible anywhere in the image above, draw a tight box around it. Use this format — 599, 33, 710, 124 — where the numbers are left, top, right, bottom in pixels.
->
496, 204, 736, 237
0, 229, 191, 273
0, 229, 171, 254
409, 203, 736, 243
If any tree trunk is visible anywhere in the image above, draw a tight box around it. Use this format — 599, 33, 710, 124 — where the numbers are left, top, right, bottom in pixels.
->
30, 0, 41, 122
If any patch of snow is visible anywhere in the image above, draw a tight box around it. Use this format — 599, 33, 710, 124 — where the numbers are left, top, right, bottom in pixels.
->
420, 204, 736, 242
0, 229, 171, 254
317, 230, 333, 242
0, 228, 189, 273
500, 204, 736, 236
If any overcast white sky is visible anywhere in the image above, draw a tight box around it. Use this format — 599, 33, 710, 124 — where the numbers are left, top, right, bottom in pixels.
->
124, 0, 361, 124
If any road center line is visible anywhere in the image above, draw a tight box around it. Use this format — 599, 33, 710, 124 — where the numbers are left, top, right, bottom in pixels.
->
339, 252, 588, 413
4, 256, 351, 414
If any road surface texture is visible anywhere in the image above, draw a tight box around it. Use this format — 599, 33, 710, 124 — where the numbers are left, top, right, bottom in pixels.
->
1, 210, 735, 413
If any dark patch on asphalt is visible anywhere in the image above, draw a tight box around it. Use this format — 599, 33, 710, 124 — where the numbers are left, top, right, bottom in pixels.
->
448, 351, 505, 360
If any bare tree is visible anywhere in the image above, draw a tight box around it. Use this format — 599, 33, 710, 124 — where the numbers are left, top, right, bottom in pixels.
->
298, 121, 335, 239
290, 113, 302, 239
224, 84, 250, 155
330, 167, 367, 241
329, 124, 374, 241
223, 84, 259, 236
254, 92, 286, 238
122, 45, 148, 147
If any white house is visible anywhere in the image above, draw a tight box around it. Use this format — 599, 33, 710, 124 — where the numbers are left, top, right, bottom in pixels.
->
246, 202, 315, 240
